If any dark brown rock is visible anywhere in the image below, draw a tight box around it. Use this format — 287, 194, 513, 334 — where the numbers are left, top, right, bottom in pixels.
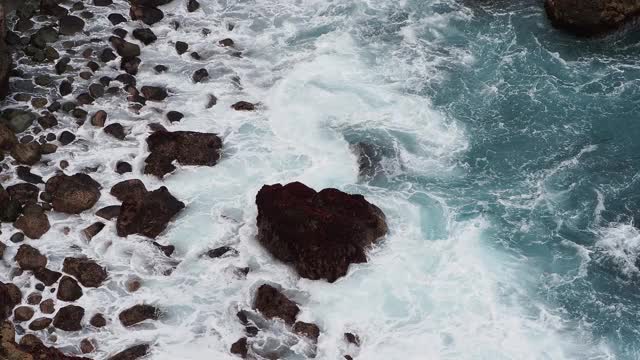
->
231, 101, 255, 111
104, 123, 127, 140
40, 299, 55, 314
187, 0, 200, 12
293, 321, 320, 342
89, 313, 106, 327
141, 86, 168, 101
15, 204, 50, 239
91, 110, 108, 127
121, 56, 141, 75
166, 111, 183, 123
111, 179, 147, 202
230, 337, 248, 358
545, 0, 640, 36
254, 284, 299, 325
175, 41, 188, 54
63, 257, 108, 288
133, 28, 157, 45
192, 68, 208, 83
130, 5, 164, 25
255, 182, 387, 282
96, 205, 121, 220
116, 186, 185, 238
108, 344, 150, 360
11, 142, 41, 165
0, 283, 19, 320
82, 222, 105, 240
109, 13, 128, 25
45, 173, 101, 214
219, 38, 235, 47
57, 276, 83, 302
29, 317, 52, 331
14, 306, 35, 322
6, 183, 39, 205
15, 244, 47, 271
53, 305, 84, 331
80, 338, 95, 353
110, 37, 141, 58
27, 293, 42, 305
144, 130, 223, 178
0, 124, 17, 150
116, 161, 133, 174
119, 304, 159, 327
344, 332, 360, 346
59, 15, 85, 36
33, 268, 62, 286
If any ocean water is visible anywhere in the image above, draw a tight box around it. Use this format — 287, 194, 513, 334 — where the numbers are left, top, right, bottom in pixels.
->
3, 0, 640, 359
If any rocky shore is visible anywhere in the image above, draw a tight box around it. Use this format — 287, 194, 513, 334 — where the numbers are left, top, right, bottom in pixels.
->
0, 0, 385, 358
544, 0, 640, 36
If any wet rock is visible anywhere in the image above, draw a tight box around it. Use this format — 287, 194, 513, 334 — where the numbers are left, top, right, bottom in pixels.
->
176, 41, 188, 54
45, 173, 101, 214
121, 56, 141, 75
133, 28, 157, 45
77, 93, 95, 105
544, 0, 640, 36
7, 183, 39, 205
108, 344, 150, 360
11, 142, 41, 165
17, 166, 44, 184
40, 299, 55, 314
96, 205, 121, 220
31, 26, 59, 49
192, 68, 208, 83
154, 64, 168, 73
344, 332, 360, 346
63, 257, 108, 288
56, 57, 71, 75
31, 98, 48, 108
29, 317, 52, 331
90, 313, 106, 327
79, 71, 92, 80
111, 179, 147, 203
117, 186, 184, 238
0, 242, 4, 259
141, 86, 168, 101
119, 304, 159, 327
207, 246, 238, 258
38, 113, 58, 129
230, 337, 248, 358
254, 284, 299, 325
255, 182, 387, 282
59, 16, 85, 36
113, 28, 128, 39
293, 322, 320, 342
144, 130, 223, 178
219, 38, 235, 47
15, 244, 47, 271
0, 123, 17, 150
72, 108, 89, 121
115, 73, 136, 86
104, 123, 127, 140
187, 0, 200, 12
27, 293, 42, 305
230, 100, 256, 111
14, 306, 35, 322
1, 109, 37, 133
166, 111, 183, 123
109, 13, 128, 25
82, 48, 94, 59
82, 222, 105, 240
40, 0, 69, 17
15, 204, 50, 239
0, 283, 19, 320
87, 61, 100, 72
116, 161, 132, 174
10, 232, 24, 243
100, 48, 117, 62
152, 242, 175, 257
34, 268, 62, 286
60, 80, 73, 96
53, 305, 84, 331
89, 84, 105, 99
59, 130, 76, 145
110, 37, 141, 58
91, 110, 108, 127
57, 276, 83, 302
80, 338, 95, 353
130, 5, 164, 25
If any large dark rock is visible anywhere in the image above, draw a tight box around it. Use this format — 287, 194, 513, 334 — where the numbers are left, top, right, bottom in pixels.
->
63, 257, 108, 288
254, 284, 299, 325
14, 204, 50, 239
0, 283, 20, 321
57, 276, 83, 302
111, 179, 148, 203
116, 186, 184, 238
108, 344, 150, 360
545, 0, 640, 36
1, 109, 36, 133
15, 244, 47, 271
293, 321, 320, 342
0, 124, 17, 150
230, 337, 248, 358
144, 130, 222, 178
40, 0, 69, 17
10, 142, 41, 165
255, 182, 387, 282
33, 267, 62, 286
132, 28, 157, 45
53, 305, 84, 331
130, 5, 164, 25
59, 15, 85, 35
141, 86, 167, 101
110, 37, 141, 58
119, 304, 159, 326
6, 183, 39, 205
45, 173, 101, 214
1, 321, 90, 360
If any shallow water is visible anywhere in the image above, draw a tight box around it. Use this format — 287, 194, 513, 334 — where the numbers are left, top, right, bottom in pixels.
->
2, 0, 640, 359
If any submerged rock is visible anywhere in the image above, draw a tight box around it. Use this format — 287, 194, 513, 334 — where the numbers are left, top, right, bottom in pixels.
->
45, 173, 101, 214
255, 182, 387, 282
144, 130, 223, 178
230, 337, 248, 358
116, 186, 185, 238
119, 304, 159, 326
108, 344, 150, 360
544, 0, 640, 36
254, 284, 299, 325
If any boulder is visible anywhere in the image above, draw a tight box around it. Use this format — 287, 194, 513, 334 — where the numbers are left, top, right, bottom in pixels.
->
110, 37, 141, 58
254, 284, 299, 325
293, 321, 320, 342
14, 306, 35, 322
255, 182, 387, 282
29, 317, 52, 331
45, 173, 101, 214
119, 304, 159, 326
0, 123, 17, 150
63, 257, 108, 288
121, 56, 141, 75
57, 276, 83, 302
231, 101, 255, 111
90, 313, 107, 327
187, 0, 200, 12
116, 186, 184, 238
166, 111, 183, 123
192, 68, 208, 83
16, 166, 44, 184
109, 13, 128, 25
132, 28, 157, 45
53, 305, 84, 331
82, 222, 105, 240
40, 0, 69, 17
91, 110, 108, 127
176, 41, 188, 54
1, 321, 90, 360
33, 267, 62, 286
40, 299, 55, 314
104, 123, 127, 140
1, 109, 36, 133
350, 142, 385, 180
59, 15, 85, 35
130, 5, 164, 25
6, 183, 39, 205
0, 283, 19, 320
545, 0, 640, 36
230, 337, 248, 358
15, 244, 47, 271
96, 205, 121, 219
14, 204, 50, 239
144, 130, 222, 178
11, 142, 41, 165
111, 179, 148, 202
141, 86, 168, 101
108, 344, 150, 360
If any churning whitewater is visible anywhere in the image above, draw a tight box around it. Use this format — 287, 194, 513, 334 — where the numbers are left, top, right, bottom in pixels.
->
1, 0, 640, 359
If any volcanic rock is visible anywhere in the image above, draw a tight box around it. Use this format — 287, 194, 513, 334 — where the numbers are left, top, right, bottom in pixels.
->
45, 173, 101, 214
144, 130, 222, 178
254, 284, 299, 325
119, 304, 159, 326
116, 186, 184, 238
63, 257, 108, 288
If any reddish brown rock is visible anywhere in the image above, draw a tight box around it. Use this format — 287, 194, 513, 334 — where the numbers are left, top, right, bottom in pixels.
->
293, 321, 320, 342
256, 182, 387, 282
45, 173, 101, 214
254, 284, 299, 325
40, 299, 55, 314
116, 186, 184, 239
1, 321, 90, 360
90, 313, 107, 328
33, 267, 62, 286
83, 222, 105, 240
57, 276, 83, 302
63, 257, 108, 288
53, 305, 84, 331
0, 283, 20, 320
119, 304, 159, 327
80, 338, 95, 353
15, 244, 47, 271
14, 204, 50, 239
14, 306, 35, 322
6, 182, 39, 205
110, 179, 147, 203
29, 317, 52, 331
144, 130, 223, 178
545, 0, 640, 36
